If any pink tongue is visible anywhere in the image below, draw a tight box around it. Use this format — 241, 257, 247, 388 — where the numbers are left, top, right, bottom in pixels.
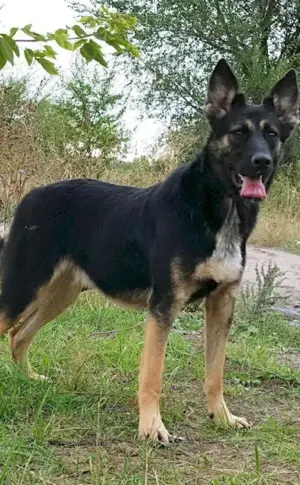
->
240, 177, 267, 199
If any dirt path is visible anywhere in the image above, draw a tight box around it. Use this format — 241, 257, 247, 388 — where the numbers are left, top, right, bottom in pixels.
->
243, 246, 300, 309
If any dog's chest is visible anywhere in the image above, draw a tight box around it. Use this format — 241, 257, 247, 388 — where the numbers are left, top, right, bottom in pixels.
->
194, 206, 243, 284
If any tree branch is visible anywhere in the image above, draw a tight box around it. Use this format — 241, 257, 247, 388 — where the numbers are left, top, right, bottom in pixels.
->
13, 34, 94, 43
144, 61, 203, 114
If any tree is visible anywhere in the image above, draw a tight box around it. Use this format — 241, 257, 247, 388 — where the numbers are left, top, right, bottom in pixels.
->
0, 6, 139, 75
0, 67, 129, 184
56, 59, 129, 168
78, 0, 300, 124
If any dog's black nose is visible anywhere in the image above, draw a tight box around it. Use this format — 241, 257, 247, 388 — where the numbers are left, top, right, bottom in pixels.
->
251, 153, 272, 169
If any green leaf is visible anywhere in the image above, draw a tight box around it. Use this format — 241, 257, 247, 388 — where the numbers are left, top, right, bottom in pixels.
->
44, 45, 57, 59
80, 40, 108, 67
91, 41, 108, 67
2, 35, 19, 56
72, 24, 87, 37
9, 28, 18, 38
79, 16, 98, 28
80, 16, 95, 24
94, 30, 124, 54
36, 57, 59, 75
13, 43, 20, 57
73, 39, 86, 50
0, 37, 14, 65
32, 48, 58, 59
94, 28, 139, 57
80, 41, 98, 63
80, 45, 93, 63
55, 36, 74, 50
94, 27, 106, 39
24, 48, 34, 66
54, 29, 74, 50
94, 51, 108, 68
22, 27, 46, 41
55, 28, 68, 36
31, 49, 46, 58
0, 49, 6, 69
121, 43, 139, 58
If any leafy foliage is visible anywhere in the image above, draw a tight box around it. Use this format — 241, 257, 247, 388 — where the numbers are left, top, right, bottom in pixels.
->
0, 6, 139, 74
80, 0, 300, 124
56, 59, 129, 168
0, 66, 129, 207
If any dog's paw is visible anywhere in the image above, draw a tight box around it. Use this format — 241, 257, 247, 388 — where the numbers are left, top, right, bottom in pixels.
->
139, 415, 170, 443
209, 401, 251, 429
220, 413, 251, 429
230, 414, 251, 429
29, 371, 49, 382
139, 413, 184, 444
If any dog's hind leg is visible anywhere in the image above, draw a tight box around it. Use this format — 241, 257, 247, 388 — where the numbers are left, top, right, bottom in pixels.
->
8, 263, 82, 380
204, 284, 250, 429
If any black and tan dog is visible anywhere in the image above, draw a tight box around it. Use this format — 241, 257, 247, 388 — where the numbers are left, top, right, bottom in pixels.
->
0, 60, 298, 442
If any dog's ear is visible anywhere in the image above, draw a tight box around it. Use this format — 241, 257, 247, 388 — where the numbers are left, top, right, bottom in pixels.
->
204, 59, 239, 121
263, 70, 299, 137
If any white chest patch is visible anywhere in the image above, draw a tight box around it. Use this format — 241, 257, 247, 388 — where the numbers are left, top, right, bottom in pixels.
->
194, 204, 243, 284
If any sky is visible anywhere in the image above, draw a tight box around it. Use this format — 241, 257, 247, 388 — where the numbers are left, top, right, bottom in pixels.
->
1, 0, 164, 159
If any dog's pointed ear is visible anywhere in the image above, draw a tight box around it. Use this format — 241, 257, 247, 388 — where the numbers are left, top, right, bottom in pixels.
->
204, 59, 239, 121
263, 70, 299, 137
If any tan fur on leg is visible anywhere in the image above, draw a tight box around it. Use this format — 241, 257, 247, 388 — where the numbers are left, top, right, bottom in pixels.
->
9, 327, 46, 380
9, 262, 82, 380
0, 312, 11, 336
204, 284, 250, 429
138, 313, 172, 443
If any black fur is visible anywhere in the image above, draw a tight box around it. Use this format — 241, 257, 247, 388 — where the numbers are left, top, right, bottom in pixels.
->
0, 60, 298, 328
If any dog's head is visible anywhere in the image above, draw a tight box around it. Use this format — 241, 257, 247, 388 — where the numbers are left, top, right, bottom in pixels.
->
205, 59, 299, 199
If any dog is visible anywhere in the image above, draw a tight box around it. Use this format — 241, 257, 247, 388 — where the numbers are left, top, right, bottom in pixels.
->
0, 59, 298, 443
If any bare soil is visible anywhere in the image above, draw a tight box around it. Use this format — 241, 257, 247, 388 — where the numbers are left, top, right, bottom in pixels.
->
244, 245, 300, 308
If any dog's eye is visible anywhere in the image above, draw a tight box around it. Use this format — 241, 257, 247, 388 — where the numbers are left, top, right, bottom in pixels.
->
231, 129, 243, 136
267, 131, 278, 138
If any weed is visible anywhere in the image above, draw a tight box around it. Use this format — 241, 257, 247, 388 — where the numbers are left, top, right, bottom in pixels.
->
237, 263, 284, 332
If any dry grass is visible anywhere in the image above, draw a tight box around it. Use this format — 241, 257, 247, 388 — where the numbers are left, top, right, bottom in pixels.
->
251, 210, 300, 250
250, 172, 300, 252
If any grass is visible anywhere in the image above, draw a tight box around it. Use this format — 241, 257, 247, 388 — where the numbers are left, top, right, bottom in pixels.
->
0, 291, 300, 484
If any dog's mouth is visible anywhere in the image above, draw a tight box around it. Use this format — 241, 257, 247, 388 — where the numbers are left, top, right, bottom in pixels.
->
233, 174, 267, 199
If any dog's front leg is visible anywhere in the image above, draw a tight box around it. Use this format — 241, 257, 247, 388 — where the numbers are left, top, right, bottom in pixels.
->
204, 284, 251, 429
138, 311, 173, 443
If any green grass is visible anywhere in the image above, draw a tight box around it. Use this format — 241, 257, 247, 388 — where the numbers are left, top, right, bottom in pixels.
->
0, 292, 300, 484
